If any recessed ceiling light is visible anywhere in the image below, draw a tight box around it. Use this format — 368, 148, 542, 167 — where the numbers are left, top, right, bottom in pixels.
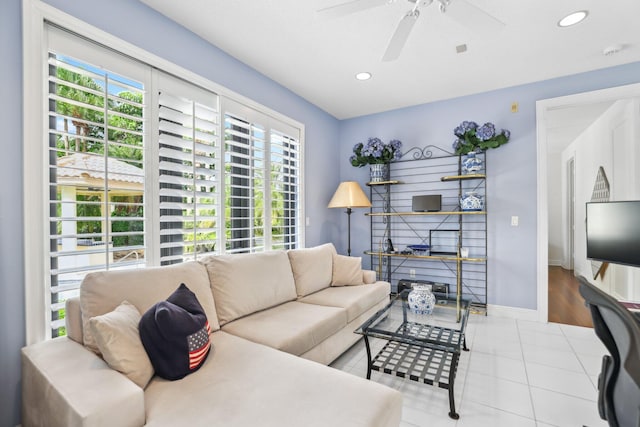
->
558, 10, 588, 27
355, 72, 372, 81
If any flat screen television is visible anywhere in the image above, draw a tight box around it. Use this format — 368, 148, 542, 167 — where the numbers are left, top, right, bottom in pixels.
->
586, 201, 640, 268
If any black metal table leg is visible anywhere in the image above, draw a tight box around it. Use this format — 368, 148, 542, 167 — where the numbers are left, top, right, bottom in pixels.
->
447, 352, 460, 419
364, 336, 373, 380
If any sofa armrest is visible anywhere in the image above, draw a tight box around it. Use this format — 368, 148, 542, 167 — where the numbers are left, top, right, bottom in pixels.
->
65, 296, 84, 344
362, 269, 377, 284
22, 337, 145, 427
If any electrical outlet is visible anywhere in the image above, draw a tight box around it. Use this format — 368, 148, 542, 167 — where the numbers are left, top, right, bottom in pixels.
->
511, 216, 519, 226
409, 269, 416, 278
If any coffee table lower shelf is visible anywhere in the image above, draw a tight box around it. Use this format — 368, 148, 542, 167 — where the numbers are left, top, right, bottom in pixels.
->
364, 334, 466, 419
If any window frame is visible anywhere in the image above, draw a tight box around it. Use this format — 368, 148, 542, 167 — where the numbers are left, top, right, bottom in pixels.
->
23, 0, 305, 344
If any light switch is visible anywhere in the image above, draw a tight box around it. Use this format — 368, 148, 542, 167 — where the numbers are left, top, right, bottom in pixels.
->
511, 216, 519, 226
305, 217, 310, 226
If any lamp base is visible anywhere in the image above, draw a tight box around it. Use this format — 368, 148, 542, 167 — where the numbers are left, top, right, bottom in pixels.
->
346, 207, 352, 256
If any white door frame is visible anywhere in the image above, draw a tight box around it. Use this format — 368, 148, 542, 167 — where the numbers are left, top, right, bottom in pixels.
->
568, 156, 575, 271
536, 82, 640, 323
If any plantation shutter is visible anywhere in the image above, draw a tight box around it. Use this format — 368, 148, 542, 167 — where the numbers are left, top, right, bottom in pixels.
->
36, 24, 303, 341
157, 74, 221, 265
46, 26, 148, 337
224, 111, 266, 253
269, 129, 301, 250
223, 99, 301, 253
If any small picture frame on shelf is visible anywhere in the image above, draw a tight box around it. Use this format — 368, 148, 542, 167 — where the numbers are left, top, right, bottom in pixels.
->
429, 229, 458, 255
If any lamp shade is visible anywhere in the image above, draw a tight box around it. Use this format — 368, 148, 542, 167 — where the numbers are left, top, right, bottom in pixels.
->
328, 181, 371, 208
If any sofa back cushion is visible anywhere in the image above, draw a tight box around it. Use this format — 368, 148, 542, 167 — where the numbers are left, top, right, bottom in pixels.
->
80, 261, 218, 353
201, 251, 297, 326
287, 243, 336, 297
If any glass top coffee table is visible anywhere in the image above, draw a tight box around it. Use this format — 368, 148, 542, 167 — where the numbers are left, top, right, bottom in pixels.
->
355, 290, 470, 419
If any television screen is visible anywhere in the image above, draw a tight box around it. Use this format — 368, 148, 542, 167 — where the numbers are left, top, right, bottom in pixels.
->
586, 201, 640, 268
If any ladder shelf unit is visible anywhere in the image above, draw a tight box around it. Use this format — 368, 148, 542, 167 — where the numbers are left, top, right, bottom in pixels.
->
365, 146, 488, 317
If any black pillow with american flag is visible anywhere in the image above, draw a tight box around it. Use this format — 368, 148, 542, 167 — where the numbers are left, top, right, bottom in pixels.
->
139, 283, 211, 380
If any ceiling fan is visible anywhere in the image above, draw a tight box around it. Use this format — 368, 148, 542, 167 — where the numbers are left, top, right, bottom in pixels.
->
318, 0, 505, 62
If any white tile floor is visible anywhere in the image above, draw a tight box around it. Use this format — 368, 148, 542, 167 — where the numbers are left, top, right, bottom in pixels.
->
330, 314, 609, 427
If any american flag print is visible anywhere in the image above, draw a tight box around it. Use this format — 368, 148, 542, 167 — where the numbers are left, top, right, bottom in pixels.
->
187, 321, 211, 370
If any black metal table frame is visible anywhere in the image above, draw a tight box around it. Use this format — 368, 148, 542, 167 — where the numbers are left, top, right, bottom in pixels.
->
359, 292, 470, 419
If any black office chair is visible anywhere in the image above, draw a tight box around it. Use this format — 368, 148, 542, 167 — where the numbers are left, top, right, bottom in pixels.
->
578, 276, 640, 427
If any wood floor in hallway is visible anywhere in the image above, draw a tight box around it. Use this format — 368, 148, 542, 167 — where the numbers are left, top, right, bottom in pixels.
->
548, 266, 594, 328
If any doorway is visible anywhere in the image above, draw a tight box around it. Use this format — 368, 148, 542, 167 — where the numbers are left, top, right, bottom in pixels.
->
536, 82, 640, 324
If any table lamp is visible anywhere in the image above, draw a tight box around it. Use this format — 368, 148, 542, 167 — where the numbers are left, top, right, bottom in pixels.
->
328, 181, 371, 256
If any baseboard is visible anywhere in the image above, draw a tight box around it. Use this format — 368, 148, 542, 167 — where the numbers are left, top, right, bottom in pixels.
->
487, 304, 539, 322
548, 259, 563, 267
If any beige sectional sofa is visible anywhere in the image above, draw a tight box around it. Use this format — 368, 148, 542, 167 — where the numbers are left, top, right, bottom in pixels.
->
22, 243, 402, 427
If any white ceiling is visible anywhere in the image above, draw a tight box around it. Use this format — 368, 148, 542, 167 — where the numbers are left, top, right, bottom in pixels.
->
545, 101, 617, 152
140, 0, 640, 120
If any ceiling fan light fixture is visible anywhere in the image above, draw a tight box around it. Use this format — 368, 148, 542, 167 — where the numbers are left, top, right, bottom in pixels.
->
355, 72, 372, 81
558, 10, 588, 27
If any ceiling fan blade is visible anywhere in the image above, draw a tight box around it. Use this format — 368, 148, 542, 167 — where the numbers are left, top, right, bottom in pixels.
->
317, 0, 391, 18
382, 10, 420, 62
442, 0, 504, 35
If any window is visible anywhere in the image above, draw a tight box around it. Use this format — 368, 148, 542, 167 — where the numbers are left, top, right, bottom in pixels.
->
269, 129, 300, 250
30, 21, 304, 339
157, 75, 221, 265
46, 27, 148, 336
223, 100, 301, 253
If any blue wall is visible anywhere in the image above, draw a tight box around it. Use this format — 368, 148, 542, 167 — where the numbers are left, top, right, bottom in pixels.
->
1, 0, 25, 424
339, 61, 640, 310
3, 0, 640, 425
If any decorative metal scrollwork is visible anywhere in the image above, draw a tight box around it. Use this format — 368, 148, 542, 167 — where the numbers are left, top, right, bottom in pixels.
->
399, 145, 454, 161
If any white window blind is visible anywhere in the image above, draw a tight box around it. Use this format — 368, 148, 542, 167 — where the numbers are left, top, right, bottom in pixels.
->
269, 129, 301, 250
223, 100, 301, 253
47, 26, 147, 336
157, 74, 221, 265
224, 113, 266, 253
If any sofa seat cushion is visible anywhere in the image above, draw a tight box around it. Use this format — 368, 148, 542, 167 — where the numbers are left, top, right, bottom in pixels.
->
144, 331, 402, 427
201, 251, 297, 326
299, 281, 391, 323
221, 301, 347, 356
80, 261, 218, 353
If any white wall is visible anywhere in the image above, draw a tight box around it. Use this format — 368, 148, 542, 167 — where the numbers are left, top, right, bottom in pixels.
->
561, 99, 640, 300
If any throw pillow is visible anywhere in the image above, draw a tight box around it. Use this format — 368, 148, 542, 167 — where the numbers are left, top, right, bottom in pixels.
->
88, 301, 154, 389
287, 243, 335, 297
139, 283, 212, 380
331, 254, 364, 286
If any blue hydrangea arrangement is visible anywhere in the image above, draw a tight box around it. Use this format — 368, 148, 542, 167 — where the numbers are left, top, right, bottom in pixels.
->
350, 138, 403, 167
452, 121, 510, 155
